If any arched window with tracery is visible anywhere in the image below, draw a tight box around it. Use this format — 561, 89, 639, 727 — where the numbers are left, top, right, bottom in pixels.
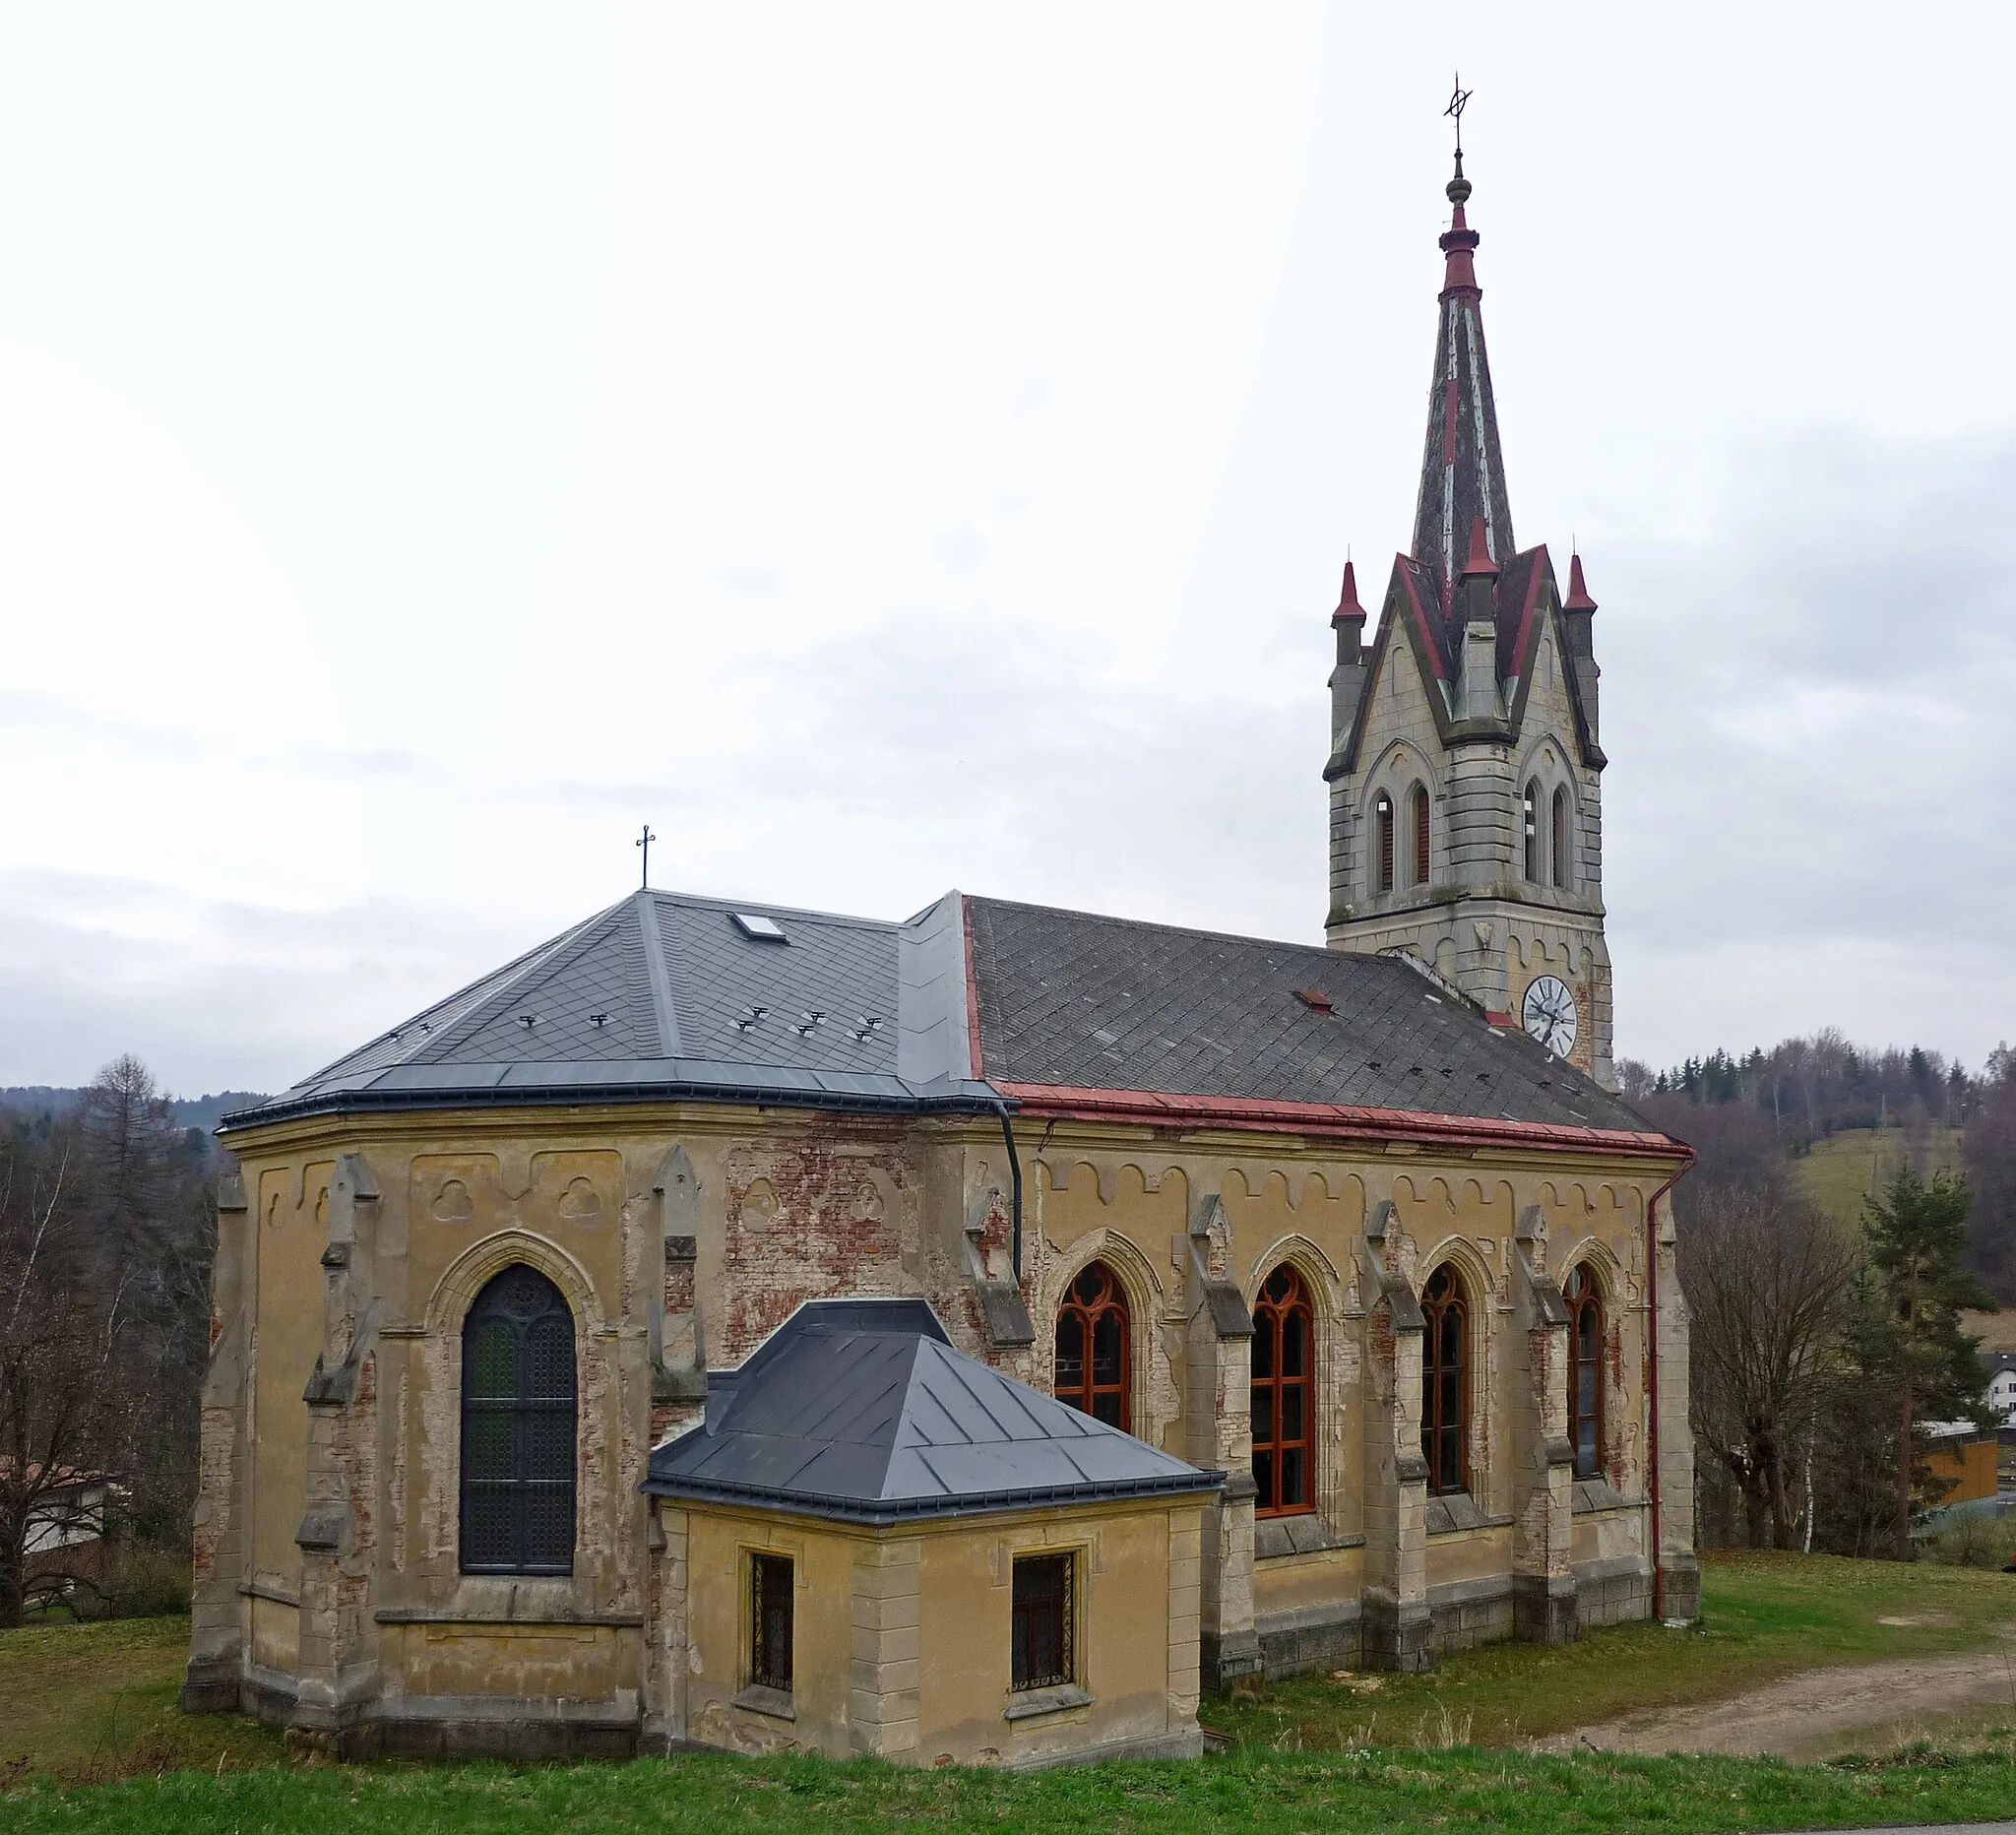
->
1564, 1264, 1604, 1480
461, 1264, 577, 1575
1251, 1264, 1314, 1516
1374, 792, 1395, 893
1420, 1263, 1469, 1496
1054, 1262, 1129, 1430
1551, 787, 1570, 889
1410, 784, 1431, 887
1523, 782, 1542, 883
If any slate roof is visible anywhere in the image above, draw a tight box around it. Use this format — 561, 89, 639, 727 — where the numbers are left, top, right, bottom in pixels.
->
224, 887, 1675, 1155
963, 897, 1659, 1137
643, 1298, 1223, 1524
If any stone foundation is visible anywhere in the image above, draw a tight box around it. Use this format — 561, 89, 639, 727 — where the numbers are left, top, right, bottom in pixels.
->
1256, 1600, 1362, 1677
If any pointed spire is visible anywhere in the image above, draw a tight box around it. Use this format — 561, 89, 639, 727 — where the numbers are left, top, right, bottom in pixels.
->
1330, 559, 1367, 625
1563, 551, 1598, 612
1410, 151, 1515, 616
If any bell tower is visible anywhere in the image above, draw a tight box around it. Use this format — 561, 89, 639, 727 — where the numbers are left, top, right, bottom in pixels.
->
1323, 149, 1613, 1088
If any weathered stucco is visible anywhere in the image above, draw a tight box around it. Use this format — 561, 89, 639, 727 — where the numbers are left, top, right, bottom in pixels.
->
184, 1097, 1693, 1757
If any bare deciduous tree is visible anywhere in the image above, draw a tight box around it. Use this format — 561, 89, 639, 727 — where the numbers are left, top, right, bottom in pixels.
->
1682, 1185, 1860, 1550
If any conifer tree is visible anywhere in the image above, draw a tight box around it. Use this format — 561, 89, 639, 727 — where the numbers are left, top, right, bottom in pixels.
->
1862, 1170, 1996, 1559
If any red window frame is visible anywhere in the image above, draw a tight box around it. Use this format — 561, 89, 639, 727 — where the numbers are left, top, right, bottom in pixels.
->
1420, 1264, 1469, 1496
1054, 1262, 1130, 1431
1251, 1264, 1315, 1517
1564, 1264, 1604, 1480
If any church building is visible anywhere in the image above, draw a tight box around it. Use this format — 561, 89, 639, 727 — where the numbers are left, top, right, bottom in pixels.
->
184, 153, 1697, 1765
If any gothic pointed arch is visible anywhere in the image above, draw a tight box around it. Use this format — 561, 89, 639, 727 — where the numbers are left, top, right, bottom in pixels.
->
1052, 1259, 1130, 1430
460, 1264, 577, 1575
1560, 1258, 1606, 1481
1249, 1262, 1315, 1517
1419, 1260, 1470, 1496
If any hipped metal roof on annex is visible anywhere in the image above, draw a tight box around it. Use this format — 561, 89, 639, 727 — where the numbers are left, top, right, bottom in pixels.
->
222, 886, 1682, 1159
643, 1297, 1224, 1526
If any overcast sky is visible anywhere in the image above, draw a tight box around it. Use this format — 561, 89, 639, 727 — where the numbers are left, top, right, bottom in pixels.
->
1, 4, 2011, 1096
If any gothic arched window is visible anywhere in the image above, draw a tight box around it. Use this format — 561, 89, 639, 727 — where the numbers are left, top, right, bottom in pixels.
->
1410, 784, 1431, 888
461, 1265, 577, 1575
1054, 1262, 1129, 1430
1374, 792, 1395, 893
1251, 1265, 1314, 1517
1523, 782, 1542, 883
1551, 787, 1570, 889
1420, 1264, 1469, 1496
1564, 1264, 1604, 1480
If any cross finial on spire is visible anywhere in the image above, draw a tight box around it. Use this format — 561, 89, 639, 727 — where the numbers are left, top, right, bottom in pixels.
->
636, 824, 657, 889
1445, 75, 1474, 205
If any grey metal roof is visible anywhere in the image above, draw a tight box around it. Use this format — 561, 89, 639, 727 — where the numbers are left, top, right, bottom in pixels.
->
644, 1297, 1222, 1524
226, 884, 1670, 1149
964, 896, 1657, 1137
223, 889, 991, 1131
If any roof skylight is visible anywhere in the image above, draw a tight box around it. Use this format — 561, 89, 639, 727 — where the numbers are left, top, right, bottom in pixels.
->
731, 913, 788, 942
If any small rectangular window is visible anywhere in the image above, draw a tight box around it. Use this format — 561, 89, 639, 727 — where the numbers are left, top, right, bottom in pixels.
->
1010, 1552, 1074, 1691
750, 1552, 794, 1693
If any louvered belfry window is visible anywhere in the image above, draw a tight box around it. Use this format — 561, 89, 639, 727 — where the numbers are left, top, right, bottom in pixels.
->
1551, 787, 1569, 889
1411, 784, 1431, 887
460, 1265, 577, 1574
1374, 793, 1395, 893
1523, 783, 1541, 882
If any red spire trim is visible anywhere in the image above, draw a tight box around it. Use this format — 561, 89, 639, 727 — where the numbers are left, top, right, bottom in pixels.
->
1461, 515, 1498, 579
1438, 158, 1480, 300
1563, 552, 1598, 612
1331, 559, 1367, 624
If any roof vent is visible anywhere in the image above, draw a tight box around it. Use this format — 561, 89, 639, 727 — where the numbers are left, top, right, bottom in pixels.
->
1292, 988, 1334, 1014
731, 913, 788, 942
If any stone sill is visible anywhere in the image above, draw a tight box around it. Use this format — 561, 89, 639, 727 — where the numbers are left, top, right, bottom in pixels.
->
1004, 1683, 1093, 1723
376, 1608, 645, 1628
1254, 1516, 1364, 1561
731, 1684, 796, 1723
1571, 1479, 1641, 1516
238, 1581, 301, 1609
1425, 1492, 1514, 1538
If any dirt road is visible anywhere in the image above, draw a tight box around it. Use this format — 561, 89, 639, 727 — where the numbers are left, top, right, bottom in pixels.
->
1543, 1642, 2016, 1762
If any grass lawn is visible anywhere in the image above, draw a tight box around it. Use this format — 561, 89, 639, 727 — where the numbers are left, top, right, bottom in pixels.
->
5, 1743, 2016, 1835
1792, 1126, 1964, 1234
6, 1553, 2016, 1832
1212, 1550, 2016, 1752
0, 1617, 284, 1786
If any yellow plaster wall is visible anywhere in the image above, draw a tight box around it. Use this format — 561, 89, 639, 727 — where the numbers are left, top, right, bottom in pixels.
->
915, 1503, 1184, 1766
386, 1621, 637, 1701
676, 1499, 1196, 1766
1426, 1525, 1513, 1590
1253, 1543, 1365, 1618
247, 1158, 330, 1599
683, 1508, 862, 1757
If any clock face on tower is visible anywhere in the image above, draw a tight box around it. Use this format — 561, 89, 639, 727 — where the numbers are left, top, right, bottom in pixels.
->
1522, 976, 1578, 1057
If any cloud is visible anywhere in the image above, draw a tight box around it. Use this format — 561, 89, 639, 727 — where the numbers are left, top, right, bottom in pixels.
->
1599, 426, 2016, 1065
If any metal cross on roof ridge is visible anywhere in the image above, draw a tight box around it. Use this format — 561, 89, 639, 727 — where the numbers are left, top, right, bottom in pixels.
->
636, 824, 657, 889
